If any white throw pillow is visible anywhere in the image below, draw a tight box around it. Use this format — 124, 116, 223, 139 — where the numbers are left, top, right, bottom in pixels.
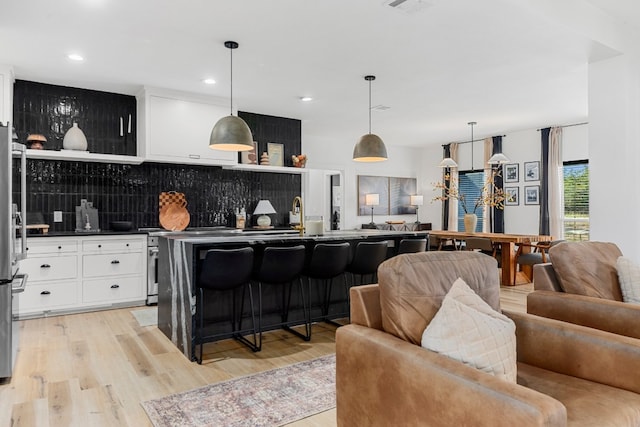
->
616, 256, 640, 304
421, 278, 517, 382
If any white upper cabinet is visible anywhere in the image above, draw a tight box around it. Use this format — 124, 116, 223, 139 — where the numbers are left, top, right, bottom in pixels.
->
0, 65, 14, 126
138, 87, 237, 166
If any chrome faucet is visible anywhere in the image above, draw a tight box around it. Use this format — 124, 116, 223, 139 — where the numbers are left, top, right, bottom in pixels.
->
292, 196, 304, 237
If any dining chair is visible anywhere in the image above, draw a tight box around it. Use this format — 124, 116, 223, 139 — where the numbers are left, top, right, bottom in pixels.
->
465, 237, 501, 266
513, 240, 564, 285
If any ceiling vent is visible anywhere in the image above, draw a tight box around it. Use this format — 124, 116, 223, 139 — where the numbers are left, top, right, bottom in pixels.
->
383, 0, 431, 15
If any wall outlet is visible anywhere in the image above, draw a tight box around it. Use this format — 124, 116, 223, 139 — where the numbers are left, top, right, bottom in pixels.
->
53, 211, 63, 222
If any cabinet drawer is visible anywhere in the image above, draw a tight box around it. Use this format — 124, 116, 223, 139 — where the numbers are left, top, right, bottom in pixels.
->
20, 256, 78, 282
83, 239, 143, 253
82, 276, 143, 303
19, 281, 78, 312
83, 253, 143, 277
26, 240, 78, 255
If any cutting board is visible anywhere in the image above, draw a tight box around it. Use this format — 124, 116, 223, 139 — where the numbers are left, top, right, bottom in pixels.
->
159, 191, 190, 231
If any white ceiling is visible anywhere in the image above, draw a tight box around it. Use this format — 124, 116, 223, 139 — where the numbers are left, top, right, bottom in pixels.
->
1, 0, 638, 148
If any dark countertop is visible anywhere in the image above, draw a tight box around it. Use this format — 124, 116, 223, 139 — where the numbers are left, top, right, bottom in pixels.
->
163, 229, 428, 245
26, 230, 148, 238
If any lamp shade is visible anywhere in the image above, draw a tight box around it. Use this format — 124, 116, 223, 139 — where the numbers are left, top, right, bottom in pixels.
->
253, 200, 276, 215
353, 133, 388, 162
438, 157, 458, 168
209, 115, 254, 151
487, 152, 510, 165
365, 193, 380, 206
410, 195, 424, 206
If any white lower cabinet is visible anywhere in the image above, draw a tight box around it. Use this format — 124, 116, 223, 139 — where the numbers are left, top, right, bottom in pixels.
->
18, 234, 147, 318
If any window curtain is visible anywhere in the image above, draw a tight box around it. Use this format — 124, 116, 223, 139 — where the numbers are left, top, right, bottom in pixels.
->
548, 127, 564, 239
482, 138, 492, 232
442, 144, 451, 230
445, 143, 459, 231
539, 128, 551, 235
491, 136, 505, 233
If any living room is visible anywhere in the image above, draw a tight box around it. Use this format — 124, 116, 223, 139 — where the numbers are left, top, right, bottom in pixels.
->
2, 1, 640, 426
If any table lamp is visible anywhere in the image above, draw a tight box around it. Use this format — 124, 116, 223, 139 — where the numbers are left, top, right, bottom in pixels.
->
254, 200, 276, 227
365, 193, 379, 226
410, 195, 424, 224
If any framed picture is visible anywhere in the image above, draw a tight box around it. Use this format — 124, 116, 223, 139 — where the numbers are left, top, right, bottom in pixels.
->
267, 142, 284, 167
240, 141, 258, 164
504, 187, 519, 206
503, 163, 519, 183
524, 185, 540, 205
524, 161, 540, 181
357, 175, 390, 216
389, 177, 417, 214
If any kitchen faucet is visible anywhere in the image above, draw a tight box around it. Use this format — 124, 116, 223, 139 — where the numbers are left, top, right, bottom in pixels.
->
292, 196, 304, 237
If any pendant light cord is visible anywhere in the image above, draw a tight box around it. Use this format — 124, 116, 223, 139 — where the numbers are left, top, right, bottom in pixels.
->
230, 46, 233, 115
368, 79, 372, 134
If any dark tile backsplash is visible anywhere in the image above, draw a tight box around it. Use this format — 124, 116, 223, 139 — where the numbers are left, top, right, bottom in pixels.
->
12, 160, 301, 232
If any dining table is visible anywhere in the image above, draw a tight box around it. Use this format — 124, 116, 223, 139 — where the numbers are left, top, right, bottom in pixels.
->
428, 230, 553, 286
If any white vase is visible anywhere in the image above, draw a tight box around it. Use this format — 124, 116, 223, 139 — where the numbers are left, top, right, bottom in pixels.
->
464, 213, 478, 233
63, 122, 88, 151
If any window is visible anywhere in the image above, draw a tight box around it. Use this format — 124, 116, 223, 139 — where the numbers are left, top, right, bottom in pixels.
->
563, 160, 589, 241
457, 171, 485, 232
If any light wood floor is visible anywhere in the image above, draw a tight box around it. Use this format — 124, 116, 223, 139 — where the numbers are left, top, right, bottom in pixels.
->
0, 284, 532, 427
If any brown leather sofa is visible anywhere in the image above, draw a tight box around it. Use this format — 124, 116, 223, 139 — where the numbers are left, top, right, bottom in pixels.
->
528, 241, 640, 339
336, 251, 640, 426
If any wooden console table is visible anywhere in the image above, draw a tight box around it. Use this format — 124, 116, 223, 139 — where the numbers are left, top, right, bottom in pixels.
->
428, 230, 553, 286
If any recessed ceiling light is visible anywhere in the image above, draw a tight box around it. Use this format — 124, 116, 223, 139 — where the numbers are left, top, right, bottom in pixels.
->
300, 96, 313, 102
203, 78, 216, 85
67, 54, 84, 62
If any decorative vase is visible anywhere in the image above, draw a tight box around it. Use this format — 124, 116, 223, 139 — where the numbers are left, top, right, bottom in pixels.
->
464, 213, 478, 233
260, 152, 270, 165
63, 123, 88, 151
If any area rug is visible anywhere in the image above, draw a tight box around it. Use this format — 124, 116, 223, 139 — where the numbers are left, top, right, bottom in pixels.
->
141, 354, 336, 427
131, 307, 158, 327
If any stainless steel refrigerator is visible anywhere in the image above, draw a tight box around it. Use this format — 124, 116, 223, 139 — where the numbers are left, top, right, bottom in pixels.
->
0, 123, 28, 379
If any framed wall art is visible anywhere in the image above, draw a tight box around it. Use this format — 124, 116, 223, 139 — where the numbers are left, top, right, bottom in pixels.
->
357, 175, 390, 216
524, 161, 540, 181
524, 185, 540, 205
503, 163, 519, 183
267, 142, 284, 167
389, 177, 417, 214
504, 187, 519, 206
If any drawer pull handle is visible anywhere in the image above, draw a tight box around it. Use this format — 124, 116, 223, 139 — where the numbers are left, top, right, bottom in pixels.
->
110, 284, 120, 289
41, 290, 51, 295
126, 243, 130, 247
111, 260, 120, 264
98, 244, 102, 248
40, 264, 51, 268
58, 246, 62, 250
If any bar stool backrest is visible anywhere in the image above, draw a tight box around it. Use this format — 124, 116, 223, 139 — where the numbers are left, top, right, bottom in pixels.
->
199, 247, 254, 291
308, 242, 351, 279
257, 245, 306, 284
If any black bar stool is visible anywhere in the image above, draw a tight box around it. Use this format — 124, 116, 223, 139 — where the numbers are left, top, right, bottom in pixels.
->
305, 242, 351, 324
397, 238, 427, 254
347, 241, 388, 286
195, 247, 258, 364
253, 245, 308, 350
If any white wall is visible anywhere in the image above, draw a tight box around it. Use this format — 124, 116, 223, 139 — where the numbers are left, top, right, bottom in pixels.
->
589, 54, 640, 261
304, 133, 423, 230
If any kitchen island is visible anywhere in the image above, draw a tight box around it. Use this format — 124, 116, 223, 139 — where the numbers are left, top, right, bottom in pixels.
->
157, 229, 428, 361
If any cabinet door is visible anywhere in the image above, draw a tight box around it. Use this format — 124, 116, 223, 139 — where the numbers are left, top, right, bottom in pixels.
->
147, 94, 236, 165
83, 253, 143, 277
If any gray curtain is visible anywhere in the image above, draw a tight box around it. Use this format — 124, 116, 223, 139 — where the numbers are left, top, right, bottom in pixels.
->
491, 136, 505, 233
540, 128, 551, 235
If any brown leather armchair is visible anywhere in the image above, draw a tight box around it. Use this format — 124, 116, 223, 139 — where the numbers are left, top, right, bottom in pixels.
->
336, 251, 640, 427
528, 241, 640, 339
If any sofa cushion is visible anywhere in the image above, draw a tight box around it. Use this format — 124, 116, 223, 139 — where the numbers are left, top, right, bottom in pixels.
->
378, 251, 500, 345
421, 278, 517, 382
549, 241, 623, 301
617, 256, 640, 304
518, 363, 640, 426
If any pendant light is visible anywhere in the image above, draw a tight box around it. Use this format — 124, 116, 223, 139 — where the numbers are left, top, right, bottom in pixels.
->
353, 75, 388, 162
209, 41, 254, 152
487, 152, 510, 165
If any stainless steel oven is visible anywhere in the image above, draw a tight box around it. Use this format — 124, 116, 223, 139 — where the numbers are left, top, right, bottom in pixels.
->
147, 236, 159, 305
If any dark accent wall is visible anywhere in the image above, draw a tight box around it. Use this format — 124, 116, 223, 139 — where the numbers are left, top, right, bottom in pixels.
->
11, 82, 303, 233
239, 111, 301, 167
13, 80, 137, 155
13, 160, 301, 232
